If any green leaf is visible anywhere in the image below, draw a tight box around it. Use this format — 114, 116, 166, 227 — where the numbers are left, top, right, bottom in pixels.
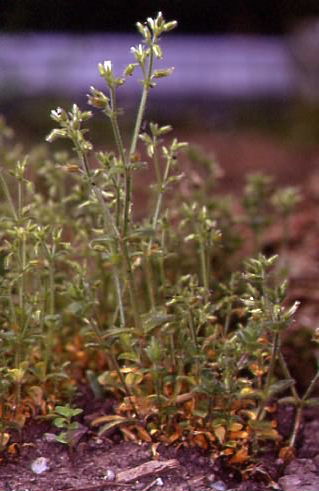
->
117, 352, 140, 363
268, 379, 295, 397
53, 417, 67, 428
304, 397, 319, 407
54, 432, 68, 444
277, 396, 298, 406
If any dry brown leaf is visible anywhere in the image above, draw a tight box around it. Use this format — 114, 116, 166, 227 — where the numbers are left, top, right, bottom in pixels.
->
229, 446, 249, 464
192, 433, 208, 449
229, 422, 243, 431
204, 431, 216, 443
222, 448, 235, 456
229, 430, 249, 440
249, 363, 264, 377
279, 445, 296, 462
7, 442, 18, 455
167, 429, 182, 444
135, 424, 152, 443
121, 426, 137, 441
214, 426, 226, 444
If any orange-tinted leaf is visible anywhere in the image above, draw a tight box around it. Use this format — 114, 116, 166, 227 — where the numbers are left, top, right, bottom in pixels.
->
222, 448, 235, 456
0, 433, 10, 449
279, 446, 295, 463
120, 426, 137, 441
13, 413, 27, 428
229, 422, 243, 432
135, 425, 152, 442
229, 447, 249, 464
204, 431, 216, 443
249, 363, 264, 377
256, 428, 281, 441
214, 426, 226, 444
7, 442, 18, 455
91, 414, 128, 427
229, 431, 249, 440
257, 336, 270, 345
192, 433, 208, 449
167, 426, 182, 444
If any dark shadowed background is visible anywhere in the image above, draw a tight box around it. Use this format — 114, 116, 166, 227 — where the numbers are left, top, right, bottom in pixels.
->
1, 0, 319, 34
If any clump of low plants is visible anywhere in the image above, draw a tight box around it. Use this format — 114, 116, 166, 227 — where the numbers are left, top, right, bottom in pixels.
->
0, 12, 317, 476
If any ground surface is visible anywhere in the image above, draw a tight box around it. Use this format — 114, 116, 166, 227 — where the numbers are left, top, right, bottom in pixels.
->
1, 128, 319, 491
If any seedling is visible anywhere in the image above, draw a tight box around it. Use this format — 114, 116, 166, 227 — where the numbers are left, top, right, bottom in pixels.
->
49, 405, 83, 447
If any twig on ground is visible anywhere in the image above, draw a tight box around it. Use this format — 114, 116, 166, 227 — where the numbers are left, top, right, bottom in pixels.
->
63, 482, 131, 491
141, 478, 158, 491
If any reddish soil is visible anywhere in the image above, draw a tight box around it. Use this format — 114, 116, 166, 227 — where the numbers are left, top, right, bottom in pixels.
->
1, 129, 319, 491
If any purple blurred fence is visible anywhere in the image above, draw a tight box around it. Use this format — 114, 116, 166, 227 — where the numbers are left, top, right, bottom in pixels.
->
0, 34, 297, 99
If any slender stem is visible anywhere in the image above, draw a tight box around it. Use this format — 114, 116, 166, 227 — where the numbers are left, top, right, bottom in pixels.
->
302, 368, 319, 401
279, 352, 300, 400
153, 139, 161, 185
42, 240, 56, 375
144, 248, 156, 310
15, 178, 26, 369
159, 225, 166, 288
188, 309, 200, 380
289, 370, 319, 447
0, 169, 18, 221
113, 272, 125, 327
256, 332, 280, 421
130, 43, 154, 156
223, 303, 232, 338
289, 406, 302, 448
109, 87, 127, 231
148, 155, 172, 253
199, 239, 209, 292
120, 240, 142, 331
77, 150, 126, 328
125, 41, 155, 235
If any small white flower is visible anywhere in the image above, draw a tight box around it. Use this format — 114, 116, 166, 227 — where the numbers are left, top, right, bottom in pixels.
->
103, 60, 112, 73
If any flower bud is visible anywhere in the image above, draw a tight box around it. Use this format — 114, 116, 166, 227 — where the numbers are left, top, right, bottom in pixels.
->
152, 68, 174, 79
152, 44, 163, 59
46, 128, 68, 143
98, 60, 112, 77
123, 63, 137, 77
50, 107, 67, 123
163, 21, 178, 32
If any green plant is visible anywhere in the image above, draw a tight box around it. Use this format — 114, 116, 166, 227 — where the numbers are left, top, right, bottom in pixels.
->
0, 11, 317, 471
48, 404, 83, 447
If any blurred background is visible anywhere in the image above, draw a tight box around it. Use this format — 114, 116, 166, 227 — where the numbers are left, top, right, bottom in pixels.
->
1, 0, 319, 159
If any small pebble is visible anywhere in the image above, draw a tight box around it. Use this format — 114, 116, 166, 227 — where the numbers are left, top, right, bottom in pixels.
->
31, 456, 50, 474
104, 469, 116, 481
207, 474, 216, 482
210, 480, 227, 491
155, 477, 164, 486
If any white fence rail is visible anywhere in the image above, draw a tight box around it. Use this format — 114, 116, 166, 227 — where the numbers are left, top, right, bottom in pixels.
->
0, 34, 298, 99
